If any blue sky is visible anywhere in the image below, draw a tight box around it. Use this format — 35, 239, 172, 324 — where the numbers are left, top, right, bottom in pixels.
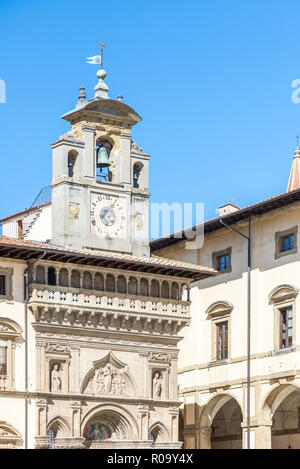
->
1, 0, 300, 233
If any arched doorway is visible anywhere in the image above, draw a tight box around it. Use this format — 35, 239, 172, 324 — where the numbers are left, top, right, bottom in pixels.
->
211, 398, 242, 448
82, 406, 138, 448
271, 388, 300, 449
199, 394, 243, 449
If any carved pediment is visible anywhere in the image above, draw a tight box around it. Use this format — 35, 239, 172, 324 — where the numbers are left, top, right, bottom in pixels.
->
0, 422, 22, 445
205, 301, 233, 319
269, 284, 299, 304
0, 318, 22, 339
81, 351, 135, 397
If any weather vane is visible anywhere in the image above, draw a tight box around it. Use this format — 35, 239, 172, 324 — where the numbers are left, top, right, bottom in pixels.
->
297, 134, 300, 148
86, 41, 106, 69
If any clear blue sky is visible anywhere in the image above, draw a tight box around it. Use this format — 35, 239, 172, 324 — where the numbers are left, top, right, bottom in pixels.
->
1, 0, 300, 231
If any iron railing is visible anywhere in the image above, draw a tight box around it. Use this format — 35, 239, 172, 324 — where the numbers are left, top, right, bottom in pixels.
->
30, 186, 52, 209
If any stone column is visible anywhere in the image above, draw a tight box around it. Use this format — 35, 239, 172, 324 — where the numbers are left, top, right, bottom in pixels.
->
120, 131, 131, 185
70, 401, 82, 438
82, 124, 96, 179
242, 420, 272, 449
169, 407, 180, 442
137, 404, 149, 440
36, 399, 48, 436
199, 427, 212, 449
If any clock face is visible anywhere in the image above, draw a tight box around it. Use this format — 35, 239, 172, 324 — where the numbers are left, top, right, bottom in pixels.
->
90, 193, 126, 239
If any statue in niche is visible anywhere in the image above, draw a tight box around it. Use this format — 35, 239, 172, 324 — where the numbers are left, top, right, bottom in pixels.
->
51, 364, 62, 392
153, 372, 162, 399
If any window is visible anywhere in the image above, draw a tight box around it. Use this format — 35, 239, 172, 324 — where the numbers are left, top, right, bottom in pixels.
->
217, 254, 229, 271
0, 346, 7, 375
280, 234, 294, 252
206, 301, 233, 363
280, 307, 293, 349
96, 139, 113, 182
216, 321, 228, 360
48, 267, 56, 286
133, 162, 143, 189
212, 247, 232, 273
0, 268, 13, 301
0, 275, 5, 296
275, 226, 298, 259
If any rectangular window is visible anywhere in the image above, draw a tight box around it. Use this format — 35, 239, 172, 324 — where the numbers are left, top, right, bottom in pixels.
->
217, 254, 229, 271
0, 275, 6, 296
0, 346, 7, 375
275, 226, 298, 259
212, 247, 232, 273
280, 307, 293, 349
280, 234, 295, 252
216, 321, 228, 360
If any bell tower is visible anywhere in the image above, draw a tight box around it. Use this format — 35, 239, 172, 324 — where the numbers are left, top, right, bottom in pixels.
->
51, 63, 150, 257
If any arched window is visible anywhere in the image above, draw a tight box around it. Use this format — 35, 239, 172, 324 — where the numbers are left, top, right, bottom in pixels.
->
171, 282, 179, 300
71, 270, 80, 288
68, 150, 78, 177
161, 281, 169, 299
59, 268, 68, 287
48, 267, 56, 286
150, 280, 159, 298
48, 428, 56, 449
117, 276, 126, 294
94, 273, 104, 291
36, 265, 45, 284
128, 277, 137, 295
83, 272, 92, 290
133, 162, 143, 188
96, 139, 113, 182
140, 278, 148, 297
106, 274, 115, 292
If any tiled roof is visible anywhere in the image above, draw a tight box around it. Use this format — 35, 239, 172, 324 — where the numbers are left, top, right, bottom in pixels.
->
150, 188, 300, 252
0, 236, 216, 280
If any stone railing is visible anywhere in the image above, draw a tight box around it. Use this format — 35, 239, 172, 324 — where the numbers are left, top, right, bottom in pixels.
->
28, 284, 190, 317
28, 284, 190, 335
0, 376, 8, 391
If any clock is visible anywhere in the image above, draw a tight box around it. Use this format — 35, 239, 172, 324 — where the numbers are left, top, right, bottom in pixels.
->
90, 193, 126, 239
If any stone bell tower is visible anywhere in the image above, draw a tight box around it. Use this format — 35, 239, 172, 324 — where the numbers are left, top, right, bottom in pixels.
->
51, 66, 150, 257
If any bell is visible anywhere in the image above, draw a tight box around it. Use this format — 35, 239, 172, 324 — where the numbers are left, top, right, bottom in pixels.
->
96, 146, 110, 169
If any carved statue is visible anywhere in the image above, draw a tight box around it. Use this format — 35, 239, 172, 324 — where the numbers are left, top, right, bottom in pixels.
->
89, 363, 127, 396
51, 364, 62, 392
153, 372, 162, 398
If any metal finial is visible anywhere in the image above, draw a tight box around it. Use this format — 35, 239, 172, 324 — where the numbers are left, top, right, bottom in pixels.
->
297, 134, 299, 149
78, 86, 86, 100
98, 41, 106, 70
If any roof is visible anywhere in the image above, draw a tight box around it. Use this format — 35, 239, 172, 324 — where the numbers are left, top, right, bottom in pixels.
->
0, 202, 51, 224
0, 236, 216, 281
150, 188, 300, 252
61, 98, 142, 127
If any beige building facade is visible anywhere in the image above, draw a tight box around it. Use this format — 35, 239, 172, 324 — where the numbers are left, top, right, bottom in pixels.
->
152, 180, 300, 449
0, 67, 215, 449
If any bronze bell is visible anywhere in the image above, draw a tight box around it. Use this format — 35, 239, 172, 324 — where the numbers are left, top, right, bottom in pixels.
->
96, 146, 110, 169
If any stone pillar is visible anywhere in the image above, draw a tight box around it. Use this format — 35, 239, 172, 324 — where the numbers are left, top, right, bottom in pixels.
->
169, 407, 180, 442
36, 399, 48, 436
137, 404, 149, 440
242, 420, 272, 449
70, 401, 82, 438
82, 124, 96, 179
120, 131, 131, 185
199, 427, 212, 449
